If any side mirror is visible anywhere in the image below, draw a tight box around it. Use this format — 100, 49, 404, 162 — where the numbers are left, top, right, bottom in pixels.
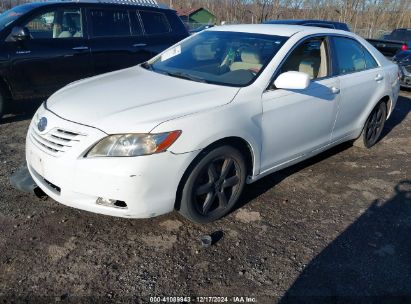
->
274, 71, 311, 90
11, 26, 30, 41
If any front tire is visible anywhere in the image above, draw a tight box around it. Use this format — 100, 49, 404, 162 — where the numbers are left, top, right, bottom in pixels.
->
179, 145, 246, 224
353, 101, 387, 148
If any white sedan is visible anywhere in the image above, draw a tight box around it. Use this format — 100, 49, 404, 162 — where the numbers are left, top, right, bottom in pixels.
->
26, 25, 400, 223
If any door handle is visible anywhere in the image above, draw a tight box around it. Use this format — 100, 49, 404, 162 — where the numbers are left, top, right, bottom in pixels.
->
72, 46, 89, 51
374, 74, 384, 81
133, 43, 147, 48
330, 87, 340, 94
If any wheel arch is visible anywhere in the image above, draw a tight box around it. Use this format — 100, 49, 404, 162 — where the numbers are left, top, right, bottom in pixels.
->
0, 76, 12, 100
174, 136, 255, 211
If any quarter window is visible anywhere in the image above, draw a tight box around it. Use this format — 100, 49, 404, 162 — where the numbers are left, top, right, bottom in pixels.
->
363, 47, 379, 69
280, 37, 329, 79
90, 9, 131, 37
139, 11, 170, 35
24, 8, 83, 39
333, 37, 367, 74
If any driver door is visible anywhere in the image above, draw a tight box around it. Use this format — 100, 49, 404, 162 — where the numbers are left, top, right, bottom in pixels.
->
260, 36, 341, 172
7, 6, 92, 100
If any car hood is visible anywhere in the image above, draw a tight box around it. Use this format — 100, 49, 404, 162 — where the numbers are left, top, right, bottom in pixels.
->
47, 66, 240, 134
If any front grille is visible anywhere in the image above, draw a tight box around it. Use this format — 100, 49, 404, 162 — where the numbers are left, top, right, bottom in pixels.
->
29, 121, 86, 156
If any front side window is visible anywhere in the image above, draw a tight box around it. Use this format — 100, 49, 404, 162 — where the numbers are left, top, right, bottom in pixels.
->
90, 9, 131, 37
24, 8, 83, 39
144, 31, 287, 87
280, 37, 329, 79
139, 11, 170, 35
333, 37, 366, 74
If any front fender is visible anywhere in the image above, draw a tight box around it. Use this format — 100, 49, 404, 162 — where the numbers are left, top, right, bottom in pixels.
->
151, 89, 263, 177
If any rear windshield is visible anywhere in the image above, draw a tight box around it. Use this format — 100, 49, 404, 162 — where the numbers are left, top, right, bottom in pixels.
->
0, 5, 32, 30
389, 30, 411, 41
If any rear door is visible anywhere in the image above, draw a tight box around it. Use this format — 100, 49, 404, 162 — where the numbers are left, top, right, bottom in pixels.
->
7, 5, 92, 99
138, 9, 178, 56
330, 36, 385, 141
87, 6, 150, 75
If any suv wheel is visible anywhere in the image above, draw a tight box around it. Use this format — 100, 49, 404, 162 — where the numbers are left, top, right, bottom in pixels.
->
354, 101, 387, 148
179, 145, 246, 224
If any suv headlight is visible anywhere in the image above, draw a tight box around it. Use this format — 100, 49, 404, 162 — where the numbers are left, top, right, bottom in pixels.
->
86, 131, 181, 157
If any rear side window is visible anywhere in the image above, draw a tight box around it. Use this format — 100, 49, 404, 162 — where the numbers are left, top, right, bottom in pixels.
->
333, 37, 366, 74
363, 47, 379, 69
90, 9, 131, 37
139, 10, 170, 35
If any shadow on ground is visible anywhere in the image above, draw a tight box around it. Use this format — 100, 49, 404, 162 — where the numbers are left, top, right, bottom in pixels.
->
279, 180, 411, 303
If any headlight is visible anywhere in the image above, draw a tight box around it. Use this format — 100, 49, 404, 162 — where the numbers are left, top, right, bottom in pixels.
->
86, 131, 181, 157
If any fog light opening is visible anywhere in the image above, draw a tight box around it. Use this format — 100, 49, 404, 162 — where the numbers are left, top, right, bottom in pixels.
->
114, 200, 127, 208
96, 197, 127, 209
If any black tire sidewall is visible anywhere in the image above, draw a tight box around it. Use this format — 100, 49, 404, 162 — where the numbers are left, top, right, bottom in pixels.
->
179, 146, 246, 224
363, 102, 387, 148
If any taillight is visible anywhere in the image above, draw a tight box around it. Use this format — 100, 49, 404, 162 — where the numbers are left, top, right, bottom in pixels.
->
401, 43, 408, 51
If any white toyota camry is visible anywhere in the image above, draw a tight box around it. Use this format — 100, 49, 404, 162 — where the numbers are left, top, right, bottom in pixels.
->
26, 25, 400, 223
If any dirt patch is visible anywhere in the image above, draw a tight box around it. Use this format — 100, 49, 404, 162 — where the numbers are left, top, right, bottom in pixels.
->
234, 209, 262, 223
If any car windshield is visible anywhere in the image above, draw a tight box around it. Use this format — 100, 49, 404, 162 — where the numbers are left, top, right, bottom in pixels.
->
0, 5, 31, 30
143, 31, 288, 87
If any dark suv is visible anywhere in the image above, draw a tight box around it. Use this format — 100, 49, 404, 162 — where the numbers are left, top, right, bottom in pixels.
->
0, 0, 188, 119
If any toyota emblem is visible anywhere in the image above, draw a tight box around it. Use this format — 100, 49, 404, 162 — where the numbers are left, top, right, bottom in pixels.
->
37, 117, 48, 132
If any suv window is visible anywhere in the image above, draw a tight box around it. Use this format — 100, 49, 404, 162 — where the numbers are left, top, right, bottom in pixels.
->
90, 9, 131, 37
280, 37, 329, 79
24, 8, 83, 39
139, 10, 170, 35
333, 37, 367, 74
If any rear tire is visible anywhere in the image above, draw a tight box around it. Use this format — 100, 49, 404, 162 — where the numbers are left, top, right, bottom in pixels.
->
179, 145, 246, 224
353, 101, 387, 148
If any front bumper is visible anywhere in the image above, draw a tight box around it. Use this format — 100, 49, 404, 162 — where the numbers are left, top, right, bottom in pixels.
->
26, 107, 198, 218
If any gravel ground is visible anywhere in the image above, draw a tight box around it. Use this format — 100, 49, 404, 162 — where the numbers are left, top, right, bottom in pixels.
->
0, 91, 410, 303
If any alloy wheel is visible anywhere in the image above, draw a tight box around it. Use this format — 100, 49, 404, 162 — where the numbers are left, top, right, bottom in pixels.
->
193, 156, 241, 217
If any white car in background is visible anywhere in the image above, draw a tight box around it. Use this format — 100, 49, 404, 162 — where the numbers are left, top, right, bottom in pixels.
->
26, 25, 400, 223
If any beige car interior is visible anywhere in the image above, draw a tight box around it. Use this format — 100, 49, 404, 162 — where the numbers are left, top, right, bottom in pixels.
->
53, 12, 82, 38
230, 46, 263, 72
282, 39, 328, 79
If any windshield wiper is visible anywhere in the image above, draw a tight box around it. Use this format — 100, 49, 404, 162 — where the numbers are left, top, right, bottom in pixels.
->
163, 71, 207, 83
141, 62, 153, 71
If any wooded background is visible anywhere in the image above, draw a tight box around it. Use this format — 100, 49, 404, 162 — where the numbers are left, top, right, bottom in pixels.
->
1, 0, 410, 38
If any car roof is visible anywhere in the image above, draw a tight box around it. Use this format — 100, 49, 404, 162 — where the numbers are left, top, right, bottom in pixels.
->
26, 0, 170, 11
208, 24, 346, 37
265, 19, 344, 25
